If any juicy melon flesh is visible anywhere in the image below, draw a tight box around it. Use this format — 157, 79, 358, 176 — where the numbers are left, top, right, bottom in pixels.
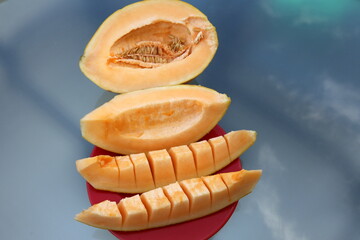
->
74, 169, 262, 231
79, 0, 218, 93
80, 85, 230, 154
76, 129, 257, 193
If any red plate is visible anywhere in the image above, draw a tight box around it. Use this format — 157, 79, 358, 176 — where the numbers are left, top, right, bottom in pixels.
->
86, 125, 242, 240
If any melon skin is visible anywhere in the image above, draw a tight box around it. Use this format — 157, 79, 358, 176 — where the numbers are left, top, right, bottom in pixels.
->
76, 129, 257, 193
80, 85, 230, 155
79, 0, 218, 93
74, 169, 262, 231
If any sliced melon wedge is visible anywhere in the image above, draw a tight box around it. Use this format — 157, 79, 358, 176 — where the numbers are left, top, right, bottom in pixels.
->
80, 85, 230, 154
76, 130, 257, 193
75, 169, 262, 231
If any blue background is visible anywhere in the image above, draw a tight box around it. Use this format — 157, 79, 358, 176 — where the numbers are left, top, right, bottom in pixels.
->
1, 0, 359, 239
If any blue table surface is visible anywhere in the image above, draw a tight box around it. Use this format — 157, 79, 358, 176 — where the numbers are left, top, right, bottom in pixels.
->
1, 0, 359, 239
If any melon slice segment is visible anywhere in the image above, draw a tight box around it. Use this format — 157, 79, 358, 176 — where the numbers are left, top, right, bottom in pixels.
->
162, 182, 190, 224
208, 136, 231, 170
75, 169, 262, 231
129, 153, 155, 192
80, 85, 230, 154
75, 155, 119, 191
75, 200, 122, 231
117, 195, 148, 231
201, 174, 229, 212
224, 130, 257, 161
77, 130, 257, 193
140, 188, 171, 228
179, 177, 211, 219
168, 145, 197, 181
146, 149, 176, 188
189, 140, 215, 177
221, 169, 262, 202
115, 156, 136, 193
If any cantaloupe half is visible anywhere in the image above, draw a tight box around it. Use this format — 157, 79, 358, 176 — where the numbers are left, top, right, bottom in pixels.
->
76, 130, 257, 193
80, 85, 230, 154
79, 0, 218, 93
75, 169, 262, 231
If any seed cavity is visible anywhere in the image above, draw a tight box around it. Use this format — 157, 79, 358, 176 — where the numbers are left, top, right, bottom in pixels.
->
108, 21, 205, 68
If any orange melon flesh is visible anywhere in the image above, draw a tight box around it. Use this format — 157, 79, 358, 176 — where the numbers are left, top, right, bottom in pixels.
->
75, 169, 262, 231
162, 182, 190, 224
140, 188, 171, 228
79, 0, 218, 93
75, 155, 119, 191
224, 130, 257, 161
115, 156, 136, 192
75, 200, 122, 231
220, 169, 262, 202
179, 178, 211, 219
80, 85, 230, 154
208, 136, 231, 170
129, 153, 155, 192
189, 140, 215, 177
167, 145, 197, 181
76, 130, 256, 193
117, 195, 148, 231
201, 174, 229, 211
146, 149, 176, 188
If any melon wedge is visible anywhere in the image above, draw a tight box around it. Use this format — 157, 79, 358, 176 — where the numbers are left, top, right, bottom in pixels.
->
76, 130, 257, 193
80, 85, 230, 154
75, 169, 262, 231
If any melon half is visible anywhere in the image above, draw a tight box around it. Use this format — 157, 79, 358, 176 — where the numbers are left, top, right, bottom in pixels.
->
79, 0, 218, 93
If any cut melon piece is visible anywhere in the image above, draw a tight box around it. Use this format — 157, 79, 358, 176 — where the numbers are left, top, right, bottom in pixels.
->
75, 200, 122, 231
220, 169, 262, 202
80, 85, 230, 154
115, 156, 136, 192
189, 140, 215, 177
117, 195, 148, 231
75, 155, 118, 191
75, 169, 262, 231
179, 177, 211, 219
201, 174, 230, 212
224, 130, 257, 161
77, 130, 257, 193
167, 145, 197, 181
162, 182, 190, 224
146, 149, 176, 188
140, 188, 171, 228
79, 0, 218, 93
129, 153, 155, 192
208, 136, 231, 170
